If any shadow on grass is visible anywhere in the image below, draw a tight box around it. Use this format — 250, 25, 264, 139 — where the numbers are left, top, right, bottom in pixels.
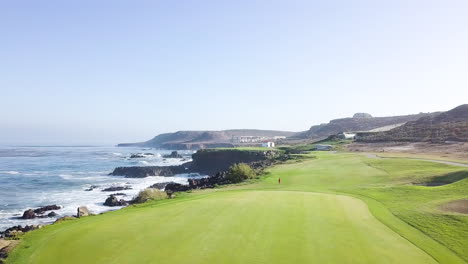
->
414, 171, 468, 186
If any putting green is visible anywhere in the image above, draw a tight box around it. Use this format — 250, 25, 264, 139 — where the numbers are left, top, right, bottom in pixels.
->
9, 191, 436, 264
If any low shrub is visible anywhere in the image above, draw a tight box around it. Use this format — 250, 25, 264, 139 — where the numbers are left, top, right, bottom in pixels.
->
132, 189, 168, 204
226, 163, 256, 183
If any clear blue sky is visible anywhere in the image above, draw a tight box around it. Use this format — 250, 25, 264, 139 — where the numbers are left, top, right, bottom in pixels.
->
1, 0, 467, 145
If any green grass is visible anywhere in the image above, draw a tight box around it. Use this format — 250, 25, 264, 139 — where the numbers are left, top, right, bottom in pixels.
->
210, 147, 278, 151
7, 152, 468, 264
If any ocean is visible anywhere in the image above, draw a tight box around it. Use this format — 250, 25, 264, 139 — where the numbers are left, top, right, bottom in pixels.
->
0, 146, 200, 231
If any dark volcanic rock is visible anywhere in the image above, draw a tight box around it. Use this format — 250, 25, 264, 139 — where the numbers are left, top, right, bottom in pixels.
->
110, 149, 280, 179
164, 183, 190, 192
104, 195, 128, 207
149, 182, 176, 190
110, 192, 126, 196
163, 151, 183, 159
188, 172, 229, 189
1, 225, 40, 238
102, 186, 132, 192
190, 149, 280, 176
110, 163, 192, 178
34, 205, 61, 214
21, 209, 36, 219
130, 153, 154, 158
47, 211, 58, 217
21, 205, 62, 219
85, 185, 99, 191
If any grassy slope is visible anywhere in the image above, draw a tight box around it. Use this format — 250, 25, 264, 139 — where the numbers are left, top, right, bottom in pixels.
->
7, 191, 437, 264
249, 153, 468, 263
7, 153, 468, 264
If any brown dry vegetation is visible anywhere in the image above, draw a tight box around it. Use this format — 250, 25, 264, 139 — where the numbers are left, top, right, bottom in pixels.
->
440, 199, 468, 214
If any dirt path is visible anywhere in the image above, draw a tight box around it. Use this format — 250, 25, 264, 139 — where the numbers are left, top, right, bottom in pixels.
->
366, 154, 468, 168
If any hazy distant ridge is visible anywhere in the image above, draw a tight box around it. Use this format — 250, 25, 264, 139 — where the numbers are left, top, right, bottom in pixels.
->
118, 129, 296, 149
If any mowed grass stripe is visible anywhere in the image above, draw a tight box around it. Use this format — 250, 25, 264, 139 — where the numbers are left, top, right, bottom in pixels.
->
9, 191, 436, 264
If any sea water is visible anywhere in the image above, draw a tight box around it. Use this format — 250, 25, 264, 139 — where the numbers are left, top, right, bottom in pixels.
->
0, 146, 199, 231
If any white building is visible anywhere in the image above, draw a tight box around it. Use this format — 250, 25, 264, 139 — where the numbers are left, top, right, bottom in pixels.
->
261, 142, 275, 148
343, 133, 356, 139
232, 136, 266, 143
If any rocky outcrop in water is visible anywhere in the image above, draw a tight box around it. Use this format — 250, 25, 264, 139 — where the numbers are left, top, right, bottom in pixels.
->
110, 193, 126, 196
104, 195, 128, 207
110, 163, 192, 178
47, 212, 57, 217
163, 151, 183, 159
130, 153, 154, 158
102, 186, 132, 192
33, 205, 61, 214
85, 185, 99, 191
21, 210, 35, 219
21, 205, 62, 219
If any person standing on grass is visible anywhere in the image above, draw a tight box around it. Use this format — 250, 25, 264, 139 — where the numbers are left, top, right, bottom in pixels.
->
278, 177, 281, 184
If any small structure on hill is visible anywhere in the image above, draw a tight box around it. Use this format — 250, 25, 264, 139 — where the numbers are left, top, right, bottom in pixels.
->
315, 144, 333, 151
338, 132, 356, 139
261, 142, 275, 148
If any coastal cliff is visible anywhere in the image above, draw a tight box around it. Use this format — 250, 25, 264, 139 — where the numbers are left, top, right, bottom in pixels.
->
190, 149, 280, 175
110, 149, 281, 178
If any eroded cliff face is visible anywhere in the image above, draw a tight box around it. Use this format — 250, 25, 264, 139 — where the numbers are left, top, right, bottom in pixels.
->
190, 149, 280, 176
110, 163, 192, 178
109, 149, 280, 178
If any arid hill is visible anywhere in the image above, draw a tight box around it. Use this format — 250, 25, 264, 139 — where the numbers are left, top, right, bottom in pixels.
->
291, 112, 433, 141
118, 129, 296, 149
357, 104, 468, 142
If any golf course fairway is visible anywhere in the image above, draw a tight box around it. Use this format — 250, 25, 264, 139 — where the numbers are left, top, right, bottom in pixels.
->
6, 152, 468, 263
7, 191, 437, 264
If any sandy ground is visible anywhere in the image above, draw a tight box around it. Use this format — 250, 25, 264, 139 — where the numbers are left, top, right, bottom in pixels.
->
347, 142, 468, 163
0, 239, 19, 260
0, 239, 10, 250
440, 199, 468, 214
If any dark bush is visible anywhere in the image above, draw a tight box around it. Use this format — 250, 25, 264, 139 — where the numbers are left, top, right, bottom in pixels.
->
226, 163, 256, 183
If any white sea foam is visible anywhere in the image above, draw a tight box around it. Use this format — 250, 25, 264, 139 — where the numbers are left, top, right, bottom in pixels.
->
1, 171, 20, 175
0, 175, 194, 231
0, 146, 200, 231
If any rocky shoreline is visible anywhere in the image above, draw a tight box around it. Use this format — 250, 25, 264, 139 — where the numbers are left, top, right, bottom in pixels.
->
0, 148, 286, 258
110, 149, 281, 178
